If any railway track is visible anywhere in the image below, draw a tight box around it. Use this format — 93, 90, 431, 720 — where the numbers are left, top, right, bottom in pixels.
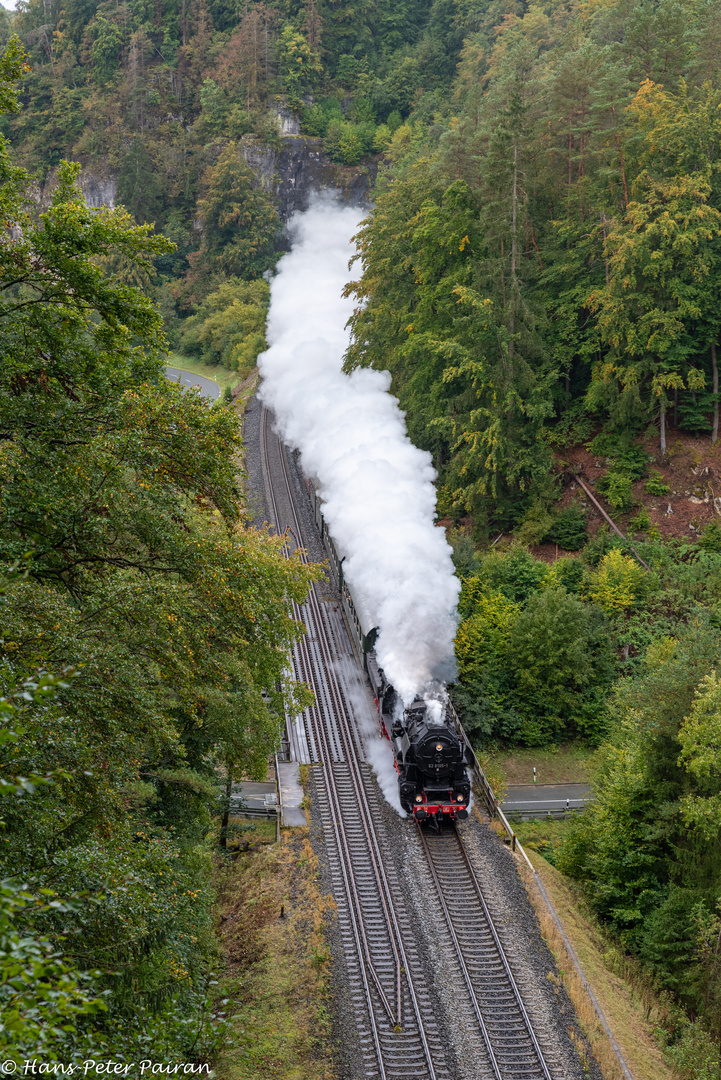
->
261, 407, 447, 1080
258, 405, 559, 1080
419, 824, 555, 1080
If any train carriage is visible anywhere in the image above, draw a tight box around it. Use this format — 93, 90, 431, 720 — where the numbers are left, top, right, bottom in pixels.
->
307, 474, 475, 823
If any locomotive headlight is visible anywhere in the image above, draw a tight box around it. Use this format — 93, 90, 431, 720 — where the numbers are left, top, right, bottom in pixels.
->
436, 743, 443, 751
457, 795, 464, 802
415, 795, 423, 803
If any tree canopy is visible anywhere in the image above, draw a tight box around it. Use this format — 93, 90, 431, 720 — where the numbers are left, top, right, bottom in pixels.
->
0, 39, 317, 1061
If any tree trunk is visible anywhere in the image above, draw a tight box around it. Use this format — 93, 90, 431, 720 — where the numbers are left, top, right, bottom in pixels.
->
712, 342, 719, 444
509, 140, 517, 364
220, 770, 232, 849
673, 385, 678, 428
660, 400, 667, 457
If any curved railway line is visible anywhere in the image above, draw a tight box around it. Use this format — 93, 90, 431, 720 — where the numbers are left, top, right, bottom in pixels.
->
258, 404, 562, 1080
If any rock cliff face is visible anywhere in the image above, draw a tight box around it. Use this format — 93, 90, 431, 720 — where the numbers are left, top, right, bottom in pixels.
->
239, 134, 376, 220
36, 167, 117, 211
39, 132, 374, 222
80, 173, 117, 209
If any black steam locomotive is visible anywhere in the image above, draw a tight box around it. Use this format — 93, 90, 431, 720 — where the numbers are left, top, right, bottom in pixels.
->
366, 655, 474, 821
307, 476, 475, 823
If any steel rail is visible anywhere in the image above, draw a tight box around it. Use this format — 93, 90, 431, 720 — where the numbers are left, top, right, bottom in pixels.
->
261, 406, 555, 1080
267, 412, 439, 1077
291, 606, 400, 1029
261, 409, 443, 1079
416, 823, 504, 1080
421, 822, 555, 1080
260, 407, 390, 1074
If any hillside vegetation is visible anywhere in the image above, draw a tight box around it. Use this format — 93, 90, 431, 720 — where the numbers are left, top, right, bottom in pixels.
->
0, 39, 319, 1064
4, 0, 721, 1071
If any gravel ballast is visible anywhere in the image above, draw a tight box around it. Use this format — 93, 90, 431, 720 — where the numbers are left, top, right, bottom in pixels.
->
243, 392, 602, 1080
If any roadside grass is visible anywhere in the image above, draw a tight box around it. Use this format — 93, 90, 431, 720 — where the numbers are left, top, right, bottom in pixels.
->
520, 850, 675, 1080
224, 816, 277, 847
510, 815, 573, 865
493, 742, 592, 786
166, 352, 242, 392
213, 832, 337, 1080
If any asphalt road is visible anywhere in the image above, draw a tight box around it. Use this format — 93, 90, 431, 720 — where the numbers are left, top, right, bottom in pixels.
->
228, 780, 277, 817
502, 782, 591, 815
165, 365, 222, 402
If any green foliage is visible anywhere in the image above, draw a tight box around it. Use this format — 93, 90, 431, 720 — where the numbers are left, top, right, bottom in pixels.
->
628, 508, 652, 533
588, 549, 647, 615
455, 590, 520, 683
596, 470, 635, 512
276, 24, 322, 105
192, 144, 280, 285
665, 1020, 721, 1080
544, 505, 588, 551
0, 665, 107, 1059
0, 878, 106, 1059
117, 137, 163, 226
646, 472, 671, 496
547, 556, 586, 594
699, 521, 721, 554
454, 564, 613, 745
460, 547, 549, 612
446, 529, 479, 577
345, 174, 554, 522
178, 278, 269, 372
588, 434, 650, 482
0, 52, 317, 1061
505, 589, 613, 744
557, 621, 721, 1022
678, 672, 721, 838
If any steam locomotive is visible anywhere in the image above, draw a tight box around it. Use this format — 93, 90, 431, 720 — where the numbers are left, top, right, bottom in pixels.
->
307, 476, 475, 823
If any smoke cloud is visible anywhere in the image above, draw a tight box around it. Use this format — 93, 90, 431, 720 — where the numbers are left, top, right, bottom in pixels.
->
258, 196, 460, 703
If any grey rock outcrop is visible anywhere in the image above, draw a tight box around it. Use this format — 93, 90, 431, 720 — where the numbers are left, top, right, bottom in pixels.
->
35, 166, 117, 211
240, 133, 376, 221
35, 130, 374, 223
80, 172, 117, 209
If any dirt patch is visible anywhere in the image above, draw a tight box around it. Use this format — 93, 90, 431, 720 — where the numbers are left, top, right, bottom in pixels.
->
555, 429, 721, 546
213, 831, 337, 1080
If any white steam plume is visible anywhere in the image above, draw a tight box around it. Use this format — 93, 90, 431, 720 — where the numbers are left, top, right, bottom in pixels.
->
258, 195, 460, 703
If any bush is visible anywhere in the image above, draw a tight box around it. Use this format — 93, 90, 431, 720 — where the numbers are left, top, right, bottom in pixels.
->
699, 520, 721, 554
589, 432, 649, 480
548, 556, 586, 594
451, 678, 523, 744
664, 1019, 721, 1080
646, 471, 671, 496
597, 470, 634, 512
467, 546, 549, 606
506, 589, 614, 743
544, 505, 588, 550
582, 527, 625, 566
455, 591, 520, 682
628, 508, 652, 533
447, 529, 479, 576
588, 548, 646, 614
178, 278, 269, 373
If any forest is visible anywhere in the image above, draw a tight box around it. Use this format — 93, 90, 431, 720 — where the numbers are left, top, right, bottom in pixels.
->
3, 0, 721, 1071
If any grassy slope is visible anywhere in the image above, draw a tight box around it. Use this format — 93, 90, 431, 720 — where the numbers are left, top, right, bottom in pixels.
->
517, 844, 675, 1080
214, 830, 337, 1080
493, 743, 591, 786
